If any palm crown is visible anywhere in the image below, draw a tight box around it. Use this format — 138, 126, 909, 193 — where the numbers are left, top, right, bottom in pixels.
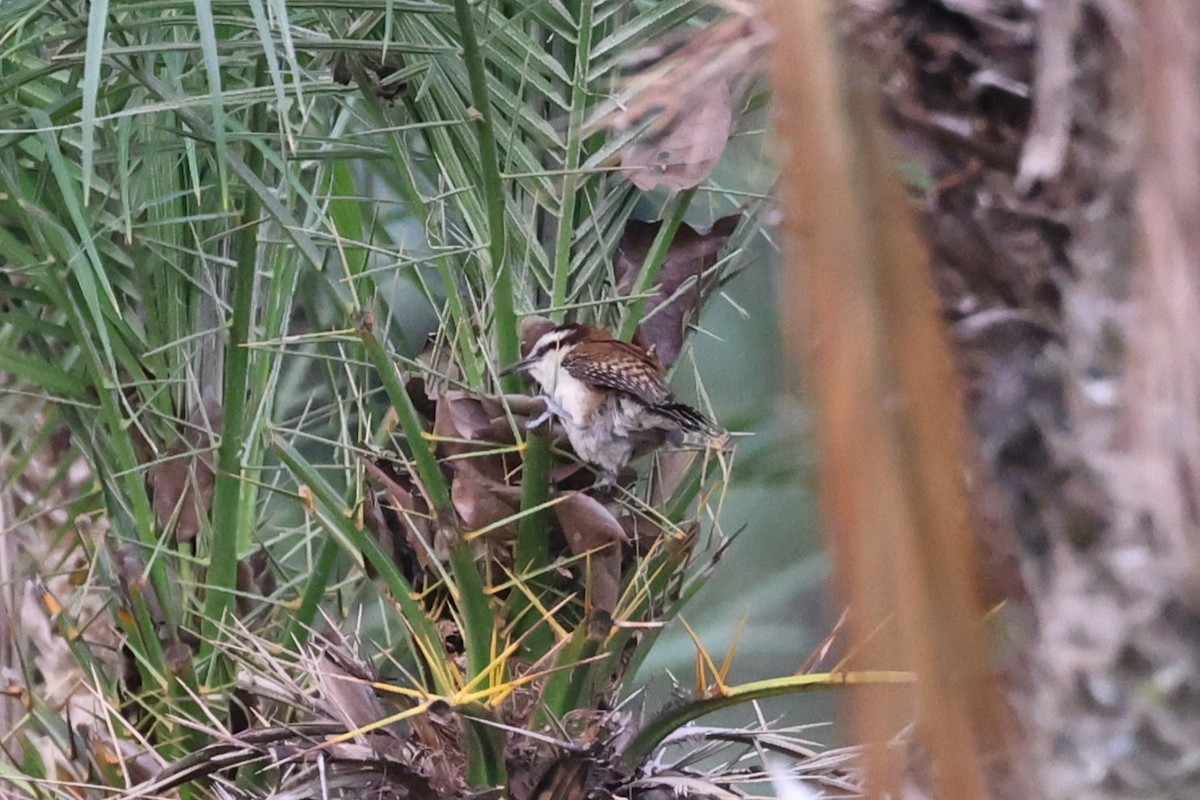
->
0, 2, 871, 798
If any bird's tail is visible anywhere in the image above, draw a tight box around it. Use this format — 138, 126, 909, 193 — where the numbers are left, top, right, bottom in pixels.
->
652, 402, 718, 435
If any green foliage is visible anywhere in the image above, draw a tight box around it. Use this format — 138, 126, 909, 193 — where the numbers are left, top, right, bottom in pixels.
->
0, 2, 848, 798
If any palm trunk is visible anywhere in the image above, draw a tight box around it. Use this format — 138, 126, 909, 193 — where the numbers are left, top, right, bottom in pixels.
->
852, 1, 1200, 796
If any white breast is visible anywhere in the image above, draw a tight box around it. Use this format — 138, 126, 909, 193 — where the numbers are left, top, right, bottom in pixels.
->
529, 353, 597, 425
525, 347, 662, 477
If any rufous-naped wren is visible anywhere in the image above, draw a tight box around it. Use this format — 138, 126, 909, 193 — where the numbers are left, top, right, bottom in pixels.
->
502, 320, 715, 485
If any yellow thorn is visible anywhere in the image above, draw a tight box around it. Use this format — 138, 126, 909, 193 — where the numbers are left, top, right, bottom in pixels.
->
678, 616, 728, 696
718, 616, 747, 685
298, 485, 316, 515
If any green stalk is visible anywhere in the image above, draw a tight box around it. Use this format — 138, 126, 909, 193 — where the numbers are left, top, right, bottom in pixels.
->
619, 670, 917, 767
617, 188, 696, 341
165, 651, 206, 756
237, 139, 308, 589
448, 542, 495, 681
100, 400, 183, 630
458, 704, 510, 789
537, 623, 593, 722
393, 144, 485, 387
560, 612, 609, 712
550, 0, 595, 314
282, 535, 340, 650
451, 0, 520, 392
359, 327, 493, 681
134, 70, 323, 268
359, 328, 452, 511
505, 0, 598, 652
201, 70, 268, 662
129, 581, 200, 759
273, 439, 451, 694
4, 133, 181, 632
506, 431, 552, 655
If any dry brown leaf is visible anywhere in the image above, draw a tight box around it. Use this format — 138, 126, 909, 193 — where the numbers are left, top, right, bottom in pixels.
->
331, 50, 407, 101
617, 509, 668, 549
620, 79, 733, 191
108, 542, 165, 626
86, 728, 162, 785
617, 214, 740, 365
162, 642, 193, 676
406, 335, 461, 420
439, 391, 494, 440
596, 7, 772, 192
147, 396, 222, 542
315, 649, 385, 731
433, 391, 516, 483
405, 376, 439, 421
553, 492, 628, 613
649, 449, 699, 507
311, 643, 411, 761
451, 472, 517, 539
554, 493, 628, 549
452, 461, 523, 504
235, 549, 276, 616
360, 455, 438, 570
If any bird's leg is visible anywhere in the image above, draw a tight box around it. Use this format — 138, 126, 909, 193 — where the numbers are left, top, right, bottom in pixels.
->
526, 394, 576, 429
591, 470, 618, 490
526, 406, 555, 430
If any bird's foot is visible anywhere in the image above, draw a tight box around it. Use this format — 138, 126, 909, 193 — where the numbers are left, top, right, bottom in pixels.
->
591, 471, 618, 490
526, 408, 555, 430
526, 394, 576, 429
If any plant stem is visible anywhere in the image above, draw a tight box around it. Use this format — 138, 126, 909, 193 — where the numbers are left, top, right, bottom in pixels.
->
617, 189, 696, 341
200, 71, 266, 664
283, 535, 340, 650
360, 328, 452, 511
452, 0, 520, 391
359, 325, 493, 680
506, 431, 553, 654
459, 704, 510, 788
550, 0, 595, 315
274, 439, 452, 694
370, 89, 486, 386
620, 670, 917, 767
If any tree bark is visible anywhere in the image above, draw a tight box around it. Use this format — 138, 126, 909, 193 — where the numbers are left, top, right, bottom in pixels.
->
851, 1, 1200, 797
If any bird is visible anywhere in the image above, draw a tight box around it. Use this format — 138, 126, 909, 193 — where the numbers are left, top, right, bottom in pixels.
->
501, 320, 714, 486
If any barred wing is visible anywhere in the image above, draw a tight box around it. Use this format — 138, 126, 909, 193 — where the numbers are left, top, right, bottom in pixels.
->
561, 340, 673, 406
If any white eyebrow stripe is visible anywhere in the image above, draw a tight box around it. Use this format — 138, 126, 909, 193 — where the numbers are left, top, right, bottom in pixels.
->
529, 326, 577, 359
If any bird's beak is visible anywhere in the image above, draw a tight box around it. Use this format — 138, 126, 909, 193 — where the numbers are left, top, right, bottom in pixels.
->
499, 357, 534, 378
